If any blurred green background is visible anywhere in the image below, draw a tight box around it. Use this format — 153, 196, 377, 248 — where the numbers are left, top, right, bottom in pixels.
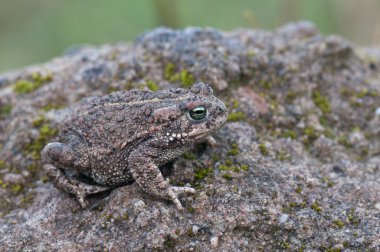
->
1, 0, 380, 73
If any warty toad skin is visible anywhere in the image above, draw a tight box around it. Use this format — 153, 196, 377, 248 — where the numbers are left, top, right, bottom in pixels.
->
41, 82, 227, 210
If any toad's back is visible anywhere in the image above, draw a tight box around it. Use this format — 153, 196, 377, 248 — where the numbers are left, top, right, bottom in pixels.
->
60, 88, 188, 148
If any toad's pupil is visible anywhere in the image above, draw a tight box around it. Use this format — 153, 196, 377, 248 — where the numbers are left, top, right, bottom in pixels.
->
189, 106, 206, 120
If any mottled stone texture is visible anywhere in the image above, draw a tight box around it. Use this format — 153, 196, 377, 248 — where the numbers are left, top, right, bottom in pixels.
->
0, 22, 379, 251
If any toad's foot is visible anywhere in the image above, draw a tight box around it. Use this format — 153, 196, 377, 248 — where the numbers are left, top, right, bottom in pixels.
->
73, 183, 111, 208
170, 185, 196, 210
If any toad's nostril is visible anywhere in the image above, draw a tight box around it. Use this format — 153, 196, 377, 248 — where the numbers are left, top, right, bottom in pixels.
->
217, 106, 225, 115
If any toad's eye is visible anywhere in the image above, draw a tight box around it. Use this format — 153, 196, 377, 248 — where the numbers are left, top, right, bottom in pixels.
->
188, 105, 207, 120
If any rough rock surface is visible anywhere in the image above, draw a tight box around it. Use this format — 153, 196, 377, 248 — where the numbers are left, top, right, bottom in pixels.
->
0, 22, 379, 251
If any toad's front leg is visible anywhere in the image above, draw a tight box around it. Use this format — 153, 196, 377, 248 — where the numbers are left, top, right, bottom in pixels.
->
128, 148, 195, 210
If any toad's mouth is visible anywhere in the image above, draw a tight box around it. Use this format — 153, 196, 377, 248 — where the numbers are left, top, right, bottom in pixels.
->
188, 120, 226, 140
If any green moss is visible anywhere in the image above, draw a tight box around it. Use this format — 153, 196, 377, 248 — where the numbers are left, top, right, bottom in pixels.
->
31, 72, 53, 83
145, 79, 159, 91
27, 164, 39, 176
289, 202, 297, 208
278, 242, 290, 249
222, 173, 233, 180
260, 80, 272, 90
325, 248, 342, 252
108, 87, 120, 93
105, 214, 114, 222
124, 82, 135, 90
323, 128, 335, 139
0, 160, 5, 168
163, 63, 194, 88
26, 117, 58, 160
357, 88, 379, 98
348, 209, 360, 225
179, 70, 194, 88
285, 91, 298, 102
40, 176, 49, 183
0, 104, 12, 118
311, 202, 322, 214
227, 143, 239, 156
240, 164, 249, 171
219, 162, 248, 174
219, 164, 237, 172
164, 63, 176, 81
333, 219, 345, 229
32, 116, 46, 127
282, 130, 297, 139
183, 151, 196, 160
13, 72, 53, 94
0, 178, 7, 189
187, 207, 195, 214
303, 126, 320, 145
337, 135, 352, 148
231, 99, 239, 109
259, 143, 268, 156
322, 177, 334, 187
358, 146, 369, 160
295, 186, 303, 194
10, 184, 23, 194
227, 111, 246, 122
319, 115, 329, 127
163, 235, 176, 248
276, 150, 289, 161
41, 104, 63, 112
194, 167, 213, 181
312, 90, 331, 113
13, 80, 40, 94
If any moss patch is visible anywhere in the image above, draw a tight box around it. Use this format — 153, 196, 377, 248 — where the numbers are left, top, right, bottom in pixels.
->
179, 70, 194, 88
25, 116, 58, 160
333, 219, 345, 229
227, 143, 239, 156
311, 202, 322, 214
13, 72, 53, 94
164, 63, 176, 81
163, 63, 194, 88
0, 103, 12, 118
194, 167, 213, 181
41, 104, 64, 112
227, 111, 246, 122
145, 79, 159, 91
312, 90, 331, 113
259, 143, 269, 156
217, 143, 249, 180
303, 126, 320, 146
281, 130, 296, 139
222, 173, 233, 180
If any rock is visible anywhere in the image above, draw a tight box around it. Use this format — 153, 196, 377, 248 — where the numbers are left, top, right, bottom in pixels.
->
278, 214, 289, 224
210, 236, 219, 248
0, 22, 380, 251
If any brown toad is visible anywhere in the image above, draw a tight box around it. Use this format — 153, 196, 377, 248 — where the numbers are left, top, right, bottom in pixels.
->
41, 82, 227, 210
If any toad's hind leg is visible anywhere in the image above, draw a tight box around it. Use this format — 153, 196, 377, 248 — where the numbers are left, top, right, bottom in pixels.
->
41, 142, 110, 208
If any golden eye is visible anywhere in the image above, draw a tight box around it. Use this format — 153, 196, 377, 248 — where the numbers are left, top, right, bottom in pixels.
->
188, 105, 207, 120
